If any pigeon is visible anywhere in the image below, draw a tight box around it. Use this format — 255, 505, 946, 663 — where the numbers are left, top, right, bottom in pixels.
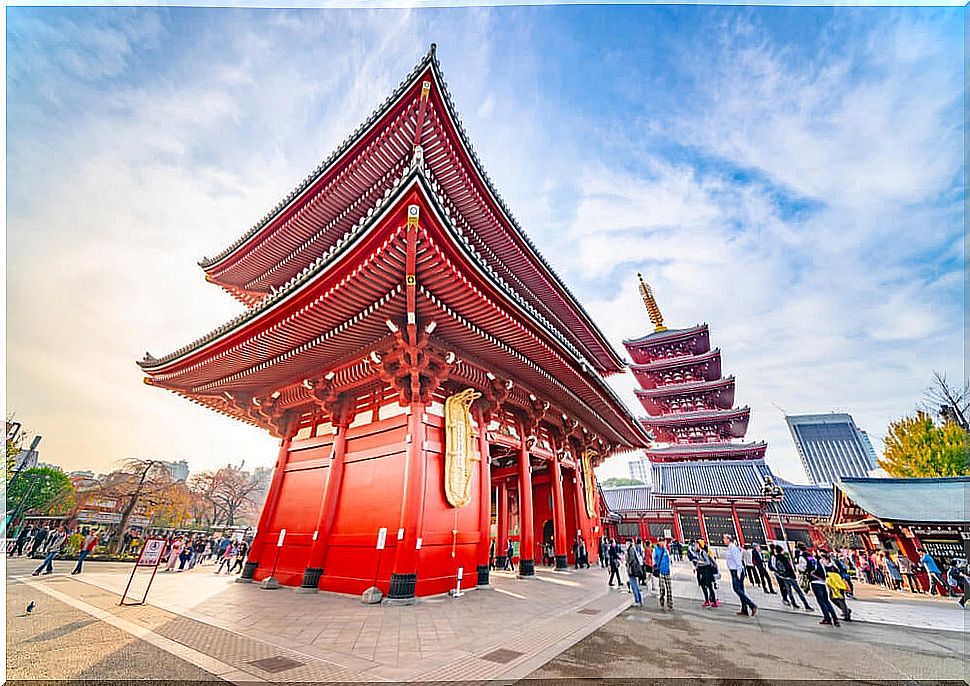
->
26, 601, 35, 615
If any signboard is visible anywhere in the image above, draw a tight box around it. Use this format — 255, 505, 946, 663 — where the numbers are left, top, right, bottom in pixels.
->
276, 529, 287, 547
376, 527, 387, 550
137, 538, 166, 567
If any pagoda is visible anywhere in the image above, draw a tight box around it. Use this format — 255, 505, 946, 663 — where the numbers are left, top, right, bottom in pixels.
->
622, 274, 777, 546
139, 45, 648, 602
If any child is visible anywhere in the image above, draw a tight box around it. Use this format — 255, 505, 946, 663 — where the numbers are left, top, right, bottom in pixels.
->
824, 554, 852, 622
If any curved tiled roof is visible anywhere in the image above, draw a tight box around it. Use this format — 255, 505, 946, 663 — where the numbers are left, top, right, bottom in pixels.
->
651, 459, 773, 498
835, 477, 968, 524
601, 486, 667, 513
777, 484, 834, 517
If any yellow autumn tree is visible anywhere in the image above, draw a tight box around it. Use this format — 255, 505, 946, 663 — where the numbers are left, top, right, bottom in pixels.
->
880, 411, 969, 477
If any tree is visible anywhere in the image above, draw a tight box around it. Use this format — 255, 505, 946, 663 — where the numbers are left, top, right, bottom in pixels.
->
880, 411, 969, 478
188, 464, 262, 526
101, 459, 176, 553
925, 371, 970, 431
6, 466, 76, 516
601, 477, 645, 487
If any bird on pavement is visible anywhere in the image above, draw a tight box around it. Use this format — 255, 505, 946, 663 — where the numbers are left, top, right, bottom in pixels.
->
26, 601, 35, 615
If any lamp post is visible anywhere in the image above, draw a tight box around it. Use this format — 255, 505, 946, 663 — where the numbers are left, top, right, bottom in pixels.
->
762, 474, 792, 557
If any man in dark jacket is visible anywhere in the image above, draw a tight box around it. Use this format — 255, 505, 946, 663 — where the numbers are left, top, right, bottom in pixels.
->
770, 544, 813, 611
32, 525, 68, 576
752, 543, 775, 594
607, 539, 622, 587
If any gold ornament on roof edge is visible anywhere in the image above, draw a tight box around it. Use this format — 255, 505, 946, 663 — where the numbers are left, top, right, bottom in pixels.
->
637, 273, 667, 332
444, 388, 482, 508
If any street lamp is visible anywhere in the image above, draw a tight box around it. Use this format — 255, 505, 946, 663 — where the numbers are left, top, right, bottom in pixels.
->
761, 474, 792, 557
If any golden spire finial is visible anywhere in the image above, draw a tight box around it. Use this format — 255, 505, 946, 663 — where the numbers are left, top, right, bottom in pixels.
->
637, 273, 667, 332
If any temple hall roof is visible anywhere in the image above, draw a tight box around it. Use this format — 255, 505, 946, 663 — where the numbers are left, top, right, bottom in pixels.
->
645, 441, 767, 462
833, 477, 968, 525
775, 483, 834, 517
651, 459, 773, 498
601, 485, 667, 513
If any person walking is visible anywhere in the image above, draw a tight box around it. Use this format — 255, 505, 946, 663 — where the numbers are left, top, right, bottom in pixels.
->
165, 537, 185, 572
13, 526, 32, 557
752, 543, 775, 594
885, 554, 903, 591
505, 540, 515, 571
693, 540, 719, 608
653, 536, 673, 611
578, 536, 589, 568
921, 550, 949, 596
31, 526, 50, 559
215, 542, 235, 574
742, 544, 757, 583
625, 541, 644, 607
32, 525, 68, 576
489, 538, 496, 570
897, 554, 921, 593
229, 540, 248, 574
807, 550, 840, 626
607, 539, 622, 588
71, 529, 98, 575
821, 552, 852, 622
724, 534, 757, 617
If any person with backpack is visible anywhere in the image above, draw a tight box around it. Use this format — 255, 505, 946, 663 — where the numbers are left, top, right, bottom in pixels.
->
693, 539, 719, 608
653, 536, 673, 611
807, 550, 840, 626
770, 544, 814, 611
821, 552, 852, 622
921, 550, 949, 596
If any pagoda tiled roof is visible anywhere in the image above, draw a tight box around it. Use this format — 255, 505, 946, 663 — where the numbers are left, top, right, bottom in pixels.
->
645, 441, 767, 462
651, 459, 773, 499
601, 486, 667, 513
140, 169, 649, 449
196, 44, 625, 375
641, 406, 750, 427
623, 324, 709, 348
630, 348, 721, 376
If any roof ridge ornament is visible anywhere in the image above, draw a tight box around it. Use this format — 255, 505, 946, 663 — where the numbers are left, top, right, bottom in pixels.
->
637, 273, 667, 332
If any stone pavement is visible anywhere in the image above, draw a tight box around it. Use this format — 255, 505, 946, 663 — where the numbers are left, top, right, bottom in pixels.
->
8, 557, 630, 683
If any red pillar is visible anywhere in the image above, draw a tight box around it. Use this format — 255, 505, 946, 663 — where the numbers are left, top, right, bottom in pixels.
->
240, 436, 292, 581
496, 480, 510, 569
696, 503, 709, 542
571, 468, 593, 564
300, 416, 351, 590
387, 402, 427, 603
475, 407, 492, 587
672, 510, 684, 543
550, 452, 568, 570
517, 435, 536, 577
731, 503, 745, 546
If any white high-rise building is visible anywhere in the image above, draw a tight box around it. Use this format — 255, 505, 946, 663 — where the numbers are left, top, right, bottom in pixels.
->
628, 457, 649, 483
786, 413, 878, 486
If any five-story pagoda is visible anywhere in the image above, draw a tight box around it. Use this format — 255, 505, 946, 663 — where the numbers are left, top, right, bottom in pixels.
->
139, 45, 648, 602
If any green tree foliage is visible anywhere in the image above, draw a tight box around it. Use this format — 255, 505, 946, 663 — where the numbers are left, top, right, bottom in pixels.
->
880, 411, 969, 477
601, 477, 645, 487
7, 466, 76, 515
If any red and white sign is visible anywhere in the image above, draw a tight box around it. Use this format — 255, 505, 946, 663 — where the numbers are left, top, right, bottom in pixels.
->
137, 538, 166, 567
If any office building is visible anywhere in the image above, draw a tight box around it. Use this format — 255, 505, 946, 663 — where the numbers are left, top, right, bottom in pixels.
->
786, 413, 878, 485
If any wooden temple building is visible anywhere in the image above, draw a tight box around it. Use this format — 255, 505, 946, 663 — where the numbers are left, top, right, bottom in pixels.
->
139, 45, 649, 602
603, 276, 832, 547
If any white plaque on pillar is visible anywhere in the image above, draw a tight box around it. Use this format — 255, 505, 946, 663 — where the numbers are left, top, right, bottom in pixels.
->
397, 528, 405, 540
277, 529, 286, 547
416, 537, 423, 550
377, 527, 387, 550
312, 530, 319, 541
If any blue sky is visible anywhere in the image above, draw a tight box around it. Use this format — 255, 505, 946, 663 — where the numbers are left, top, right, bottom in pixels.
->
6, 6, 964, 482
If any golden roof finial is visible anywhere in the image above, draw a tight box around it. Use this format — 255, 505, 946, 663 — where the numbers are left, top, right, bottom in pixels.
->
637, 273, 667, 332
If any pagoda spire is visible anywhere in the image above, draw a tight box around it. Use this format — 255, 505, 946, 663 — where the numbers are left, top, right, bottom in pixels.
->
637, 273, 667, 332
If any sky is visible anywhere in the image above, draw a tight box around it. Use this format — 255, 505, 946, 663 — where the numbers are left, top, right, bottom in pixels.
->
6, 4, 964, 484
